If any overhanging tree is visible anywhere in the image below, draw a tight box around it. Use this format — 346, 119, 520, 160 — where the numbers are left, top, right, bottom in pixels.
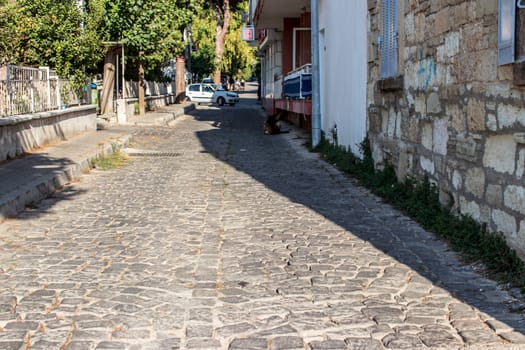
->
205, 0, 246, 84
221, 4, 256, 80
1, 0, 106, 92
189, 11, 217, 80
191, 0, 256, 83
0, 2, 21, 66
103, 0, 198, 114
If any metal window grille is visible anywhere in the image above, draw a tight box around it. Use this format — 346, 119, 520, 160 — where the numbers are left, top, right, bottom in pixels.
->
381, 0, 398, 78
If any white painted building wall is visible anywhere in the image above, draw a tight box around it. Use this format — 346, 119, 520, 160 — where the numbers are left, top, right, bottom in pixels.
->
260, 32, 283, 101
318, 0, 368, 155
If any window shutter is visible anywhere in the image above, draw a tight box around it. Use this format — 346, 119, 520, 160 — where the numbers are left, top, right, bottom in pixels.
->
381, 0, 398, 78
498, 0, 516, 65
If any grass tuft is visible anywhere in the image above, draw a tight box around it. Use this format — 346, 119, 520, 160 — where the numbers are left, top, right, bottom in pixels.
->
91, 151, 129, 170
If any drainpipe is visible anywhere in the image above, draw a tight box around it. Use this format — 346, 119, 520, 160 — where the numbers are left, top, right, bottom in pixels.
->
311, 0, 321, 148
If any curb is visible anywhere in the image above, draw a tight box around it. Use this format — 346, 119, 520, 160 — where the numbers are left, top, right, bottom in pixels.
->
130, 103, 195, 126
0, 135, 130, 221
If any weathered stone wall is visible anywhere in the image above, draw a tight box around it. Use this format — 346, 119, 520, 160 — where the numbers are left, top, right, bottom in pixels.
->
0, 106, 96, 161
367, 1, 525, 259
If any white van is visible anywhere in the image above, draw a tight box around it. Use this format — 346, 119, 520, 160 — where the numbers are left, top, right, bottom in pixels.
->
185, 83, 239, 106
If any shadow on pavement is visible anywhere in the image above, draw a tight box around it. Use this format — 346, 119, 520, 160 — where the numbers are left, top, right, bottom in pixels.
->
193, 104, 525, 335
0, 153, 88, 220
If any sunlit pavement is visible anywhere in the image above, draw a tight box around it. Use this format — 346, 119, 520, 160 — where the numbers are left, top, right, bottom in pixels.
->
0, 84, 524, 349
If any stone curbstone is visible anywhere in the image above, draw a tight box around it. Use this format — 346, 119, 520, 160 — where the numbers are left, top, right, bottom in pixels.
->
0, 135, 130, 221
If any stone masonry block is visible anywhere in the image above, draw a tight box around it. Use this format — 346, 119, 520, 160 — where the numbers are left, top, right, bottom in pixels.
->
427, 92, 442, 114
369, 108, 382, 133
415, 95, 426, 115
498, 104, 522, 129
452, 169, 462, 190
465, 167, 485, 199
459, 196, 481, 221
415, 13, 426, 42
478, 0, 497, 17
448, 104, 466, 133
483, 135, 516, 174
404, 116, 420, 143
492, 209, 517, 237
517, 149, 525, 179
444, 31, 460, 58
433, 118, 448, 155
504, 185, 525, 215
422, 122, 433, 150
432, 7, 451, 36
486, 184, 503, 206
487, 113, 497, 131
519, 220, 525, 243
454, 2, 468, 26
456, 136, 478, 162
467, 98, 486, 132
420, 156, 435, 174
478, 51, 498, 81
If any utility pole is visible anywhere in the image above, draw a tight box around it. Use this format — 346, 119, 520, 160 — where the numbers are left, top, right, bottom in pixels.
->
311, 0, 321, 148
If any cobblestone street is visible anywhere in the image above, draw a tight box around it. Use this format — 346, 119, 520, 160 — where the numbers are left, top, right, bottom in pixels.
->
1, 100, 525, 349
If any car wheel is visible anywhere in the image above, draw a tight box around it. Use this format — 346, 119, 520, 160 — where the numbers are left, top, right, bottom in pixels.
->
217, 97, 225, 106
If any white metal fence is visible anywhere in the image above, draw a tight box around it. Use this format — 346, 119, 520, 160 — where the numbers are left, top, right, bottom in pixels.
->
0, 65, 81, 117
124, 80, 175, 99
0, 64, 177, 117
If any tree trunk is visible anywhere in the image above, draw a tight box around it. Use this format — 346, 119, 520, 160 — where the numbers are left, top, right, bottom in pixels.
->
175, 56, 186, 103
100, 48, 117, 115
213, 0, 231, 84
138, 52, 145, 116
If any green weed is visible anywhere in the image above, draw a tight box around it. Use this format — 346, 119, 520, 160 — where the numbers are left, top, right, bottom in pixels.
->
313, 135, 525, 291
91, 151, 129, 170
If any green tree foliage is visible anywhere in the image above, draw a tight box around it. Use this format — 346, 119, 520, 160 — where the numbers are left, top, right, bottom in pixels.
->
0, 2, 21, 65
221, 5, 257, 79
201, 0, 250, 82
0, 0, 255, 89
190, 11, 217, 78
0, 0, 106, 90
103, 0, 199, 80
190, 0, 256, 81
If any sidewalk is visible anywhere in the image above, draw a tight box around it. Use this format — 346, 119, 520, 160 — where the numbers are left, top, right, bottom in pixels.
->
0, 102, 194, 221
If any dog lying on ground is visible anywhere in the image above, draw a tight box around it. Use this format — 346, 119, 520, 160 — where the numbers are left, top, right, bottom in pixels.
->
263, 111, 289, 135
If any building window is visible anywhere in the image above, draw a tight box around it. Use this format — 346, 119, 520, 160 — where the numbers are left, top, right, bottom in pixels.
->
498, 0, 516, 65
380, 0, 398, 78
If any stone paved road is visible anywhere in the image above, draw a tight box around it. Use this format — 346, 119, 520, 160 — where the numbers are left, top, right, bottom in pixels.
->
1, 102, 525, 350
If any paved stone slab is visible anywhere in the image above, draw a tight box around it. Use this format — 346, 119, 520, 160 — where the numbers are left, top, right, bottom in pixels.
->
0, 98, 524, 349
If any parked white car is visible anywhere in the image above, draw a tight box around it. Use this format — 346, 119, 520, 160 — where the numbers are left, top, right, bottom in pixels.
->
185, 83, 239, 106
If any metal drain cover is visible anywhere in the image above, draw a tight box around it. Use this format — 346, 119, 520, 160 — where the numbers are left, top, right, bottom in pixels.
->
122, 148, 181, 157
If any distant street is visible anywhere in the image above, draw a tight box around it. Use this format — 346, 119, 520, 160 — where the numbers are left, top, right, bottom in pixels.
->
0, 82, 524, 350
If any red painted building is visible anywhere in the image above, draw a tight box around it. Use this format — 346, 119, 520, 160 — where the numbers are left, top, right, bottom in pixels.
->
252, 0, 313, 131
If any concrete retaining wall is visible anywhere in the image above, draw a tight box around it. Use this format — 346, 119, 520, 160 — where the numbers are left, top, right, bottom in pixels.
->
0, 105, 97, 161
123, 95, 177, 116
